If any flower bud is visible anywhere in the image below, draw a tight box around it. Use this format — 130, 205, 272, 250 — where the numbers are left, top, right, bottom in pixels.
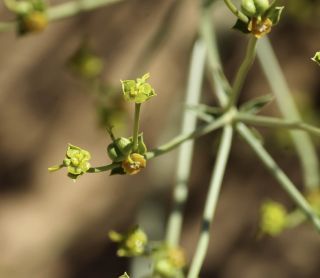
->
312, 52, 320, 66
241, 0, 270, 17
107, 137, 132, 162
241, 0, 257, 17
19, 11, 48, 33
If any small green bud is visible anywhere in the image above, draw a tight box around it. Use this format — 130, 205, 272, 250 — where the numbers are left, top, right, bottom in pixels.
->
312, 51, 320, 66
241, 0, 270, 17
121, 73, 156, 103
254, 0, 270, 14
241, 0, 257, 17
260, 200, 287, 236
109, 227, 148, 257
107, 137, 133, 162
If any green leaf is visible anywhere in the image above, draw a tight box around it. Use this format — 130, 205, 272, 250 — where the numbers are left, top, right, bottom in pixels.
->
240, 94, 274, 114
232, 19, 250, 34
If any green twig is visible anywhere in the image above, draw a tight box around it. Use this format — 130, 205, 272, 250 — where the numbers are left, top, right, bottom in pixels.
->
223, 0, 249, 23
188, 125, 233, 278
132, 103, 141, 152
236, 113, 320, 137
237, 123, 320, 232
228, 36, 258, 108
145, 111, 234, 160
166, 39, 206, 246
257, 37, 320, 192
47, 0, 123, 21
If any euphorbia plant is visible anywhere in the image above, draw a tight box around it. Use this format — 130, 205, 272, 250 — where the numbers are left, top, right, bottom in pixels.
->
3, 0, 314, 276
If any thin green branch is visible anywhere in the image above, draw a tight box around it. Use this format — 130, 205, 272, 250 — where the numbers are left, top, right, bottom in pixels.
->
237, 123, 320, 232
200, 5, 229, 106
188, 125, 233, 278
47, 0, 123, 21
257, 37, 320, 191
145, 110, 234, 160
88, 162, 120, 173
166, 39, 206, 246
132, 103, 141, 152
228, 36, 258, 108
223, 0, 249, 23
236, 113, 320, 137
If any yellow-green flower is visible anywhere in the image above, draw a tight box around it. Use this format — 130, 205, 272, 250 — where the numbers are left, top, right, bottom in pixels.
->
153, 245, 186, 278
109, 227, 148, 257
121, 153, 147, 175
121, 73, 156, 103
260, 200, 287, 236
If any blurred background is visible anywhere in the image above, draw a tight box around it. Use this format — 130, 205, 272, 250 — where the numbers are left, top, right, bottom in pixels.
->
0, 0, 319, 277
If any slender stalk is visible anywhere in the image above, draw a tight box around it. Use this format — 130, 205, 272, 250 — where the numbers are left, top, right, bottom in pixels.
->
223, 0, 249, 23
257, 37, 320, 191
200, 5, 229, 107
132, 103, 141, 152
236, 113, 320, 137
237, 123, 320, 232
188, 125, 233, 278
47, 0, 124, 21
228, 36, 258, 108
166, 39, 206, 246
145, 110, 234, 160
88, 162, 120, 173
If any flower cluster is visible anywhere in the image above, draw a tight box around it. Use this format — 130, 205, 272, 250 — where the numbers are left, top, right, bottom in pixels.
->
234, 0, 284, 38
259, 200, 288, 236
153, 245, 186, 278
14, 0, 48, 34
109, 227, 148, 257
48, 144, 91, 180
121, 73, 156, 103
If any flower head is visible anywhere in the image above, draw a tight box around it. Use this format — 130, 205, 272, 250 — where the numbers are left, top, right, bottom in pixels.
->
62, 144, 91, 179
260, 200, 287, 236
121, 153, 146, 175
109, 227, 148, 257
121, 73, 156, 103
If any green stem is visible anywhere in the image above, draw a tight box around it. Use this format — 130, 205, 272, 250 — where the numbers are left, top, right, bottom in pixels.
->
200, 5, 229, 107
88, 162, 120, 173
132, 103, 141, 152
236, 113, 320, 137
166, 39, 206, 246
47, 0, 123, 21
223, 0, 249, 23
236, 123, 320, 232
188, 125, 233, 278
145, 110, 234, 160
228, 36, 258, 108
257, 37, 320, 192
